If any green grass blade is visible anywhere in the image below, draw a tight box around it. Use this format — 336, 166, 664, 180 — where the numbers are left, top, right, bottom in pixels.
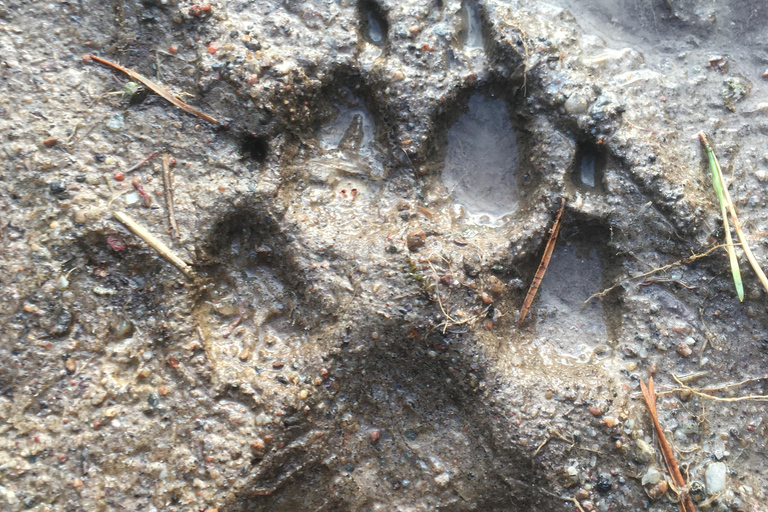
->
699, 132, 744, 301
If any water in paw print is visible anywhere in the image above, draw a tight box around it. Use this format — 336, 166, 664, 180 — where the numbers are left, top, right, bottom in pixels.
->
533, 238, 611, 366
316, 89, 385, 179
442, 93, 520, 226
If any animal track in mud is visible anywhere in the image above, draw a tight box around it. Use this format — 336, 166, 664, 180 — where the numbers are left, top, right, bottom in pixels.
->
531, 219, 623, 364
241, 133, 270, 164
194, 208, 324, 395
358, 0, 388, 48
571, 139, 606, 191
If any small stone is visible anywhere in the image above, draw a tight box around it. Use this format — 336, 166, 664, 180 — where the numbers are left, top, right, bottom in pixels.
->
370, 429, 381, 444
603, 416, 618, 428
705, 462, 727, 494
251, 438, 266, 456
755, 170, 768, 183
487, 275, 504, 295
646, 480, 667, 500
676, 342, 692, 357
588, 405, 604, 416
563, 466, 580, 487
50, 181, 67, 195
595, 474, 612, 493
634, 439, 655, 463
113, 319, 135, 339
106, 113, 125, 132
642, 467, 662, 486
480, 292, 493, 305
73, 210, 87, 224
581, 500, 594, 511
48, 308, 74, 338
65, 358, 77, 374
574, 488, 589, 501
564, 93, 589, 114
434, 472, 450, 487
299, 389, 309, 400
406, 230, 426, 251
43, 137, 58, 148
690, 481, 706, 502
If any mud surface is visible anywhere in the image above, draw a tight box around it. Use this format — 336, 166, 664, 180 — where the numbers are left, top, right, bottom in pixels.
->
1, 1, 768, 511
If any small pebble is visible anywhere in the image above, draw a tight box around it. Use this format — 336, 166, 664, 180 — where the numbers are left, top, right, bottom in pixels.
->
487, 275, 504, 295
588, 405, 604, 417
603, 416, 618, 428
595, 474, 612, 493
406, 230, 426, 251
676, 342, 692, 357
563, 466, 580, 487
43, 137, 58, 148
106, 113, 125, 132
73, 210, 87, 224
705, 462, 727, 494
574, 488, 589, 501
646, 480, 667, 500
65, 358, 77, 374
370, 429, 381, 444
50, 181, 67, 195
434, 472, 450, 487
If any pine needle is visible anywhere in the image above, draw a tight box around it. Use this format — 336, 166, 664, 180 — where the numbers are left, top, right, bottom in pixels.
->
640, 378, 697, 512
85, 54, 219, 125
518, 198, 566, 327
698, 132, 743, 301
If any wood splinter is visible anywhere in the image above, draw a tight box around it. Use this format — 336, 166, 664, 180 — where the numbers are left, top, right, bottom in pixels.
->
518, 197, 566, 328
113, 211, 194, 279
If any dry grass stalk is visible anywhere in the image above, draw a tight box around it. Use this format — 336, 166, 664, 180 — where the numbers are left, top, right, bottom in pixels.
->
113, 211, 194, 279
518, 198, 566, 327
86, 54, 219, 125
585, 243, 732, 304
640, 377, 696, 512
669, 374, 768, 402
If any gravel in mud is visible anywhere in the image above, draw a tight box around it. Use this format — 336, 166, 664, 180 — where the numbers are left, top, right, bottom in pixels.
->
1, 1, 767, 511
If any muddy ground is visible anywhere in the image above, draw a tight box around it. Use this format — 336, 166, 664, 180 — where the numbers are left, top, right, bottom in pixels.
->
1, 0, 767, 511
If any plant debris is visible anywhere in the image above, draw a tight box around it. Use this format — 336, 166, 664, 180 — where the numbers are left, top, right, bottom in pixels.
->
85, 54, 220, 125
519, 198, 566, 327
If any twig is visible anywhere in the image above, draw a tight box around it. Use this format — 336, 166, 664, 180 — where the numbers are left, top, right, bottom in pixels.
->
532, 436, 550, 457
640, 378, 696, 512
519, 198, 566, 327
425, 260, 488, 333
585, 244, 731, 304
112, 211, 194, 279
162, 154, 179, 239
669, 374, 768, 402
699, 132, 768, 295
85, 54, 219, 125
537, 488, 587, 512
126, 150, 158, 173
533, 429, 574, 457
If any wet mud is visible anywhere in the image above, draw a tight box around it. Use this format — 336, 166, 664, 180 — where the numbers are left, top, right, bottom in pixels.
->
1, 1, 768, 511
